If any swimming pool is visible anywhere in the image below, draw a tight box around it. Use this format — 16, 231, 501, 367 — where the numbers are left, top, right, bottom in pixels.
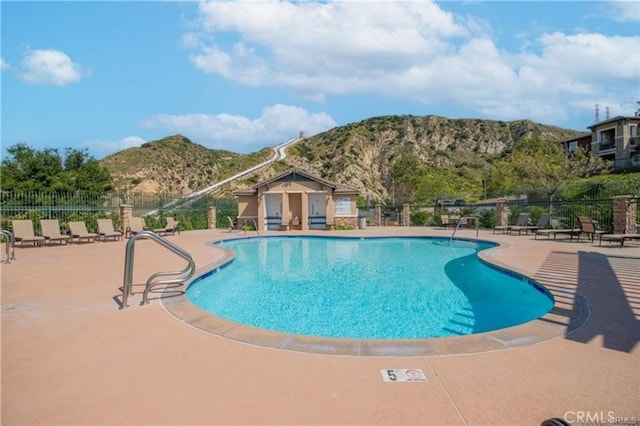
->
186, 236, 553, 339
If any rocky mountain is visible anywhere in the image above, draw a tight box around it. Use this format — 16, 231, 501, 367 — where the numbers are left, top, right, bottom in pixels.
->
100, 134, 272, 195
101, 116, 582, 199
264, 115, 582, 200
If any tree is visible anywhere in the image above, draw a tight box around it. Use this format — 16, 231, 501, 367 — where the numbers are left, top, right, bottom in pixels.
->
390, 154, 422, 204
1, 143, 113, 193
390, 154, 472, 204
490, 138, 609, 201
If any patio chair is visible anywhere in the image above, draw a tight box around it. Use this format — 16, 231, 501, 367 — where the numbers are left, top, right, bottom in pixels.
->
440, 215, 452, 229
68, 221, 98, 243
153, 216, 179, 236
494, 213, 530, 234
126, 216, 147, 238
598, 231, 640, 248
11, 219, 45, 247
163, 217, 180, 235
39, 219, 71, 245
510, 213, 551, 236
227, 216, 241, 232
97, 219, 122, 242
572, 216, 606, 243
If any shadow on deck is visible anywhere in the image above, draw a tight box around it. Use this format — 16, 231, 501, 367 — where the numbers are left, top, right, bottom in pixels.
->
534, 250, 640, 353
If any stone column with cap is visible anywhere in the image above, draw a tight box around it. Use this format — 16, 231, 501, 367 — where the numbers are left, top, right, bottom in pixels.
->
120, 204, 133, 236
612, 195, 636, 234
374, 204, 382, 227
207, 207, 217, 230
495, 200, 509, 227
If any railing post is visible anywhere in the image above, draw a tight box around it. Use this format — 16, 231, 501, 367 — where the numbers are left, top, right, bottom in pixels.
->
1, 230, 15, 263
121, 237, 137, 309
120, 231, 195, 310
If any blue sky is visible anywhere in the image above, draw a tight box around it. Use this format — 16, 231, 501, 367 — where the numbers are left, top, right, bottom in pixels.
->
2, 1, 639, 159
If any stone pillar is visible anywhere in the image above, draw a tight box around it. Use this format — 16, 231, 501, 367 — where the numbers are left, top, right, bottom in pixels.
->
281, 193, 290, 228
301, 192, 309, 231
207, 207, 217, 230
495, 200, 509, 227
375, 204, 382, 227
325, 193, 335, 226
257, 190, 265, 232
120, 204, 133, 236
402, 203, 410, 226
612, 195, 636, 234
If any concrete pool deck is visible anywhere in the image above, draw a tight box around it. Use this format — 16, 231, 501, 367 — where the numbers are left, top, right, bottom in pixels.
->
1, 226, 639, 425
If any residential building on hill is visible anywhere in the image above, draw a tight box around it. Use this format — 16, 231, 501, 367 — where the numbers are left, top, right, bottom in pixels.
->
589, 115, 639, 171
562, 115, 640, 172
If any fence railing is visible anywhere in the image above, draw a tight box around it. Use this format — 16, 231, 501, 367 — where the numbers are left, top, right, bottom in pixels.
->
1, 180, 638, 233
0, 190, 239, 233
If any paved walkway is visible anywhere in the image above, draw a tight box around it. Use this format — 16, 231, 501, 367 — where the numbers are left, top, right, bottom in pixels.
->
1, 227, 638, 425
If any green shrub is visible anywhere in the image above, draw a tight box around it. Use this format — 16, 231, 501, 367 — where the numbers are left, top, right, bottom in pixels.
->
410, 210, 429, 226
335, 223, 353, 230
478, 209, 496, 229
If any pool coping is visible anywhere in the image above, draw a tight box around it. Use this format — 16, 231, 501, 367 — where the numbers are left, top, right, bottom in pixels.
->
161, 235, 591, 357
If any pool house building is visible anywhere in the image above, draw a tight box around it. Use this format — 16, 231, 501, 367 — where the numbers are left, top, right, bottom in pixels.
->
233, 168, 360, 231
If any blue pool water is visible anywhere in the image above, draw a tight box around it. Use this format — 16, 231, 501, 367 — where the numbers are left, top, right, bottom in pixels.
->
186, 237, 553, 339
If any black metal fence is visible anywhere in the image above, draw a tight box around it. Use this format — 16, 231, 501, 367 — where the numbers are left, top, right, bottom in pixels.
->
1, 179, 638, 234
0, 190, 239, 233
368, 180, 640, 231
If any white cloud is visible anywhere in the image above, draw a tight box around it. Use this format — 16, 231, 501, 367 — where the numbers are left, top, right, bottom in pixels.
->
138, 104, 336, 149
190, 1, 466, 92
186, 0, 640, 128
20, 49, 88, 86
608, 0, 640, 22
82, 136, 146, 158
0, 58, 9, 71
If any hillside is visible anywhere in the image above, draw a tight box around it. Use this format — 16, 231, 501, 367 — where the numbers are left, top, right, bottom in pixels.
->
101, 116, 582, 200
235, 115, 583, 200
100, 134, 272, 195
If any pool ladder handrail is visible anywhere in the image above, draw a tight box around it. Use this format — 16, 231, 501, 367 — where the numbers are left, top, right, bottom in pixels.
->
251, 218, 260, 238
121, 231, 196, 309
0, 230, 16, 264
450, 216, 479, 241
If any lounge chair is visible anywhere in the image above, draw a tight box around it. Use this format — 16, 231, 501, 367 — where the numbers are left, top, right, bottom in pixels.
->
227, 216, 241, 232
40, 219, 71, 245
510, 213, 551, 236
572, 216, 606, 243
534, 216, 580, 240
11, 219, 45, 247
153, 216, 180, 236
97, 219, 122, 242
494, 213, 530, 234
126, 216, 147, 238
68, 221, 98, 243
598, 232, 640, 248
440, 215, 452, 229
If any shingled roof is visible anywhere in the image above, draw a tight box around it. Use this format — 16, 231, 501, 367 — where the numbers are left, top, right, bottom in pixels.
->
233, 168, 360, 196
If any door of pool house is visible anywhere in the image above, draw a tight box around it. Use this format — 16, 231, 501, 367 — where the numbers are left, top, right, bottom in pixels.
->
264, 193, 282, 230
308, 193, 327, 230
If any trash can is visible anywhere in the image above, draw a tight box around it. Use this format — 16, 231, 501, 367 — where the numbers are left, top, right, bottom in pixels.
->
358, 217, 367, 230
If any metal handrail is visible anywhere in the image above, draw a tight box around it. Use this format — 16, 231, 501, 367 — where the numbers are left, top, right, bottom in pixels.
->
1, 230, 15, 264
251, 218, 260, 238
450, 216, 479, 241
121, 231, 195, 309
